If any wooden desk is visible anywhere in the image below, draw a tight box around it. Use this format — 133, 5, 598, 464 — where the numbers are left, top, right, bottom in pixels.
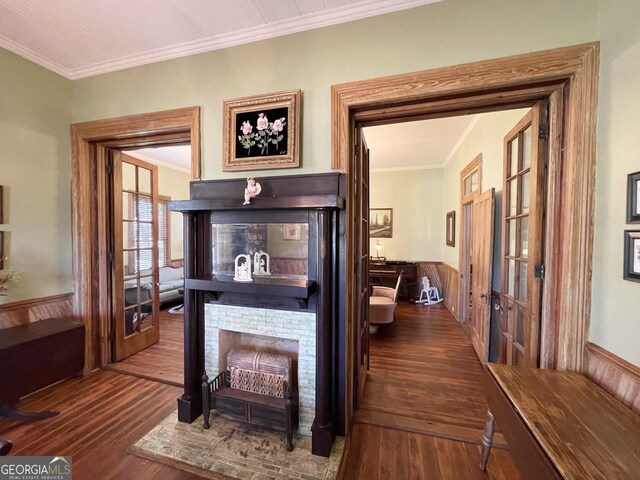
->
369, 261, 417, 299
481, 363, 640, 480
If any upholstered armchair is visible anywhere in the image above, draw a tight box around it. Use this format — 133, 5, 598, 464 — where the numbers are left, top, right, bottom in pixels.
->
369, 271, 403, 331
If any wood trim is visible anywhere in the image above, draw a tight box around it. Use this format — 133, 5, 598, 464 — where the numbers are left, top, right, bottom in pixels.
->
460, 153, 482, 205
416, 261, 459, 321
333, 42, 599, 431
584, 342, 640, 414
0, 292, 74, 330
335, 43, 599, 432
71, 106, 201, 374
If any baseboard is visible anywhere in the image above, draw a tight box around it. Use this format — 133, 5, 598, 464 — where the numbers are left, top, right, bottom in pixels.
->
584, 342, 640, 414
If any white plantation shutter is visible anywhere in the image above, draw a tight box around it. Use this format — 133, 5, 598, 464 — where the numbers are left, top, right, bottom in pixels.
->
157, 197, 170, 267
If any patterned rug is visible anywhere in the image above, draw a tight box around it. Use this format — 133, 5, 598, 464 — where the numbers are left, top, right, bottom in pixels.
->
130, 411, 345, 480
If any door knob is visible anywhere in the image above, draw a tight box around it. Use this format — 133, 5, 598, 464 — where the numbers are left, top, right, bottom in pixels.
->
480, 292, 487, 299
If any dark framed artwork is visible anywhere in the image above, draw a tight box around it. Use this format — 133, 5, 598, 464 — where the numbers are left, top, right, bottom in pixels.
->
223, 89, 301, 172
446, 210, 456, 247
623, 230, 640, 282
369, 208, 393, 238
627, 171, 640, 223
0, 185, 3, 224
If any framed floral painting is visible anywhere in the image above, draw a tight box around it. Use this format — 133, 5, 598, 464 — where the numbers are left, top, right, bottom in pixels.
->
222, 90, 301, 171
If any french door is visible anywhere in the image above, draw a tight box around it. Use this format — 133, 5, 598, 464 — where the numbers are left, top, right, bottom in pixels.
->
470, 188, 495, 364
499, 102, 548, 366
111, 152, 160, 361
353, 127, 370, 408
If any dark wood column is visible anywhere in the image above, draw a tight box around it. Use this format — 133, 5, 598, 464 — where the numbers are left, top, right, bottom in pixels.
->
311, 208, 335, 457
177, 211, 203, 422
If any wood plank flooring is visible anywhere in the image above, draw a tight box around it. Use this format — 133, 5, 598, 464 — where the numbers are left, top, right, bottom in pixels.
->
0, 302, 521, 479
105, 309, 183, 386
359, 302, 493, 439
0, 370, 204, 480
340, 302, 521, 479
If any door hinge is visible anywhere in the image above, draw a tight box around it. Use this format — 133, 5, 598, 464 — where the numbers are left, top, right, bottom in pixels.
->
535, 264, 545, 279
106, 163, 113, 174
108, 251, 114, 263
539, 124, 549, 140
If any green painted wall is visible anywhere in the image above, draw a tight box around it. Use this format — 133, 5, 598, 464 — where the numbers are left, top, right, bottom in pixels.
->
369, 168, 444, 262
590, 0, 640, 365
71, 0, 599, 180
0, 48, 72, 304
4, 0, 638, 368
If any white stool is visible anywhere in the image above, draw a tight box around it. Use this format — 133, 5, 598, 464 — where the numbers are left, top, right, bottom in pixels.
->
415, 276, 443, 305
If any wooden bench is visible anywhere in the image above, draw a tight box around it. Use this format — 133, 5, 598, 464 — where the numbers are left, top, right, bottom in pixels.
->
202, 349, 298, 451
480, 363, 640, 480
0, 317, 85, 455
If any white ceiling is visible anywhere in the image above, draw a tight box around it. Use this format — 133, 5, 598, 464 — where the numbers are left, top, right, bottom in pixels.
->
364, 114, 479, 171
125, 145, 192, 173
0, 0, 442, 79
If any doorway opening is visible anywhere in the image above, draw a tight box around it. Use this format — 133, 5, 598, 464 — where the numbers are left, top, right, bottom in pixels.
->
70, 107, 200, 376
357, 105, 537, 441
333, 43, 598, 434
102, 145, 193, 386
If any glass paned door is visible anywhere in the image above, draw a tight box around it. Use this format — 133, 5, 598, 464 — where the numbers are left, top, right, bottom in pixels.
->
112, 151, 160, 361
499, 103, 547, 367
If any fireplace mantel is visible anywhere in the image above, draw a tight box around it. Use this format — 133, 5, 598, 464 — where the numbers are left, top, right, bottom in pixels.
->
170, 172, 346, 457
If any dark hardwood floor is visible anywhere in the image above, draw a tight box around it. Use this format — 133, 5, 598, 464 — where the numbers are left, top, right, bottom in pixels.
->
340, 301, 520, 479
105, 309, 183, 386
0, 370, 204, 479
0, 302, 521, 479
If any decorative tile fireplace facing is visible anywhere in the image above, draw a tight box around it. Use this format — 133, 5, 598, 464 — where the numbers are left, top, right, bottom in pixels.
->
204, 304, 316, 435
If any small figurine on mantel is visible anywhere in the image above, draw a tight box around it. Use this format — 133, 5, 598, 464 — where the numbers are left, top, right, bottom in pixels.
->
242, 177, 262, 205
253, 251, 271, 276
234, 254, 253, 282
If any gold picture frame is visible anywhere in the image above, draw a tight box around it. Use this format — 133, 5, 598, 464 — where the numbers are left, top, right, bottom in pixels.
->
223, 89, 301, 172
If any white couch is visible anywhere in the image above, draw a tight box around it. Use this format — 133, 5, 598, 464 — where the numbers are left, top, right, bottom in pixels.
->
157, 266, 184, 305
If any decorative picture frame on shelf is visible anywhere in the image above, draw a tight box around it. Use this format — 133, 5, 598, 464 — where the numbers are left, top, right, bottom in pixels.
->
446, 210, 456, 247
282, 223, 302, 241
627, 171, 640, 223
223, 89, 301, 172
369, 208, 393, 238
623, 230, 640, 283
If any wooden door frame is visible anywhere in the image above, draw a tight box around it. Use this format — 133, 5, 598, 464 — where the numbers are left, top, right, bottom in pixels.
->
332, 42, 598, 429
459, 154, 483, 325
71, 107, 201, 374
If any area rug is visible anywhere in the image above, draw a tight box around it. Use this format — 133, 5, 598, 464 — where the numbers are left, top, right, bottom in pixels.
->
130, 411, 345, 480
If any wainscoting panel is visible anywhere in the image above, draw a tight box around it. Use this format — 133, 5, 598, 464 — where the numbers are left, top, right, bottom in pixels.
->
0, 293, 74, 330
416, 262, 460, 321
584, 342, 640, 414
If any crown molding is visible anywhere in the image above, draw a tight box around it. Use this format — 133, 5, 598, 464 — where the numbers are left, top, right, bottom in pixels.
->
0, 33, 70, 79
2, 0, 441, 80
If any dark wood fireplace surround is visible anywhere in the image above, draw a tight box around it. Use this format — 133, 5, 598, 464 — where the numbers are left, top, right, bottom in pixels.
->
169, 173, 346, 457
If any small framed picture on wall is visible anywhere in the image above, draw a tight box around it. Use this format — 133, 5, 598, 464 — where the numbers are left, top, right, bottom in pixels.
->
627, 171, 640, 223
623, 230, 640, 282
446, 211, 456, 247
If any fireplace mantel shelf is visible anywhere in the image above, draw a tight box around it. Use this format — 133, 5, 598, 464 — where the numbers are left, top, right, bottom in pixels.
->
185, 275, 316, 299
170, 194, 344, 212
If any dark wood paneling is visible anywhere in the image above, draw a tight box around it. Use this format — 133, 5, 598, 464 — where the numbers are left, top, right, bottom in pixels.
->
0, 293, 74, 330
584, 342, 640, 414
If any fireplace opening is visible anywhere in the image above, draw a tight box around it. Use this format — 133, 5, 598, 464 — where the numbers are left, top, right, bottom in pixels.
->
219, 330, 299, 393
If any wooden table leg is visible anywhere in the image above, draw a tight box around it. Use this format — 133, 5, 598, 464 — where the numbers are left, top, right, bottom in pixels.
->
479, 409, 495, 470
